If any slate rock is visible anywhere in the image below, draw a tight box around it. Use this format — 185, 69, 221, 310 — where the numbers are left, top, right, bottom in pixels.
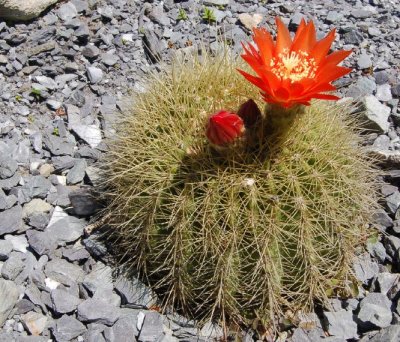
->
43, 134, 75, 156
375, 272, 399, 295
101, 53, 120, 66
0, 205, 23, 236
77, 299, 120, 326
22, 175, 52, 200
46, 206, 85, 244
45, 258, 85, 286
4, 234, 28, 253
0, 156, 18, 179
358, 293, 392, 329
87, 66, 103, 84
115, 276, 157, 308
0, 279, 19, 327
344, 29, 363, 44
26, 229, 57, 256
353, 253, 379, 284
66, 159, 87, 185
366, 240, 387, 263
51, 288, 81, 314
82, 262, 113, 295
0, 239, 13, 260
361, 95, 391, 133
21, 311, 48, 336
1, 251, 25, 280
138, 311, 164, 342
386, 191, 400, 214
143, 28, 162, 63
53, 315, 86, 341
323, 310, 358, 340
58, 2, 77, 20
71, 124, 102, 148
82, 45, 100, 59
364, 325, 400, 342
69, 188, 100, 216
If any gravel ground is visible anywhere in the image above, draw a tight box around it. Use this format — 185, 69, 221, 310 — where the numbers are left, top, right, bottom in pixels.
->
0, 0, 400, 341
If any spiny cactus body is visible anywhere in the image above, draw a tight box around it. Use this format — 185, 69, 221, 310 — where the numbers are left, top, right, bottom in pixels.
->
99, 52, 379, 332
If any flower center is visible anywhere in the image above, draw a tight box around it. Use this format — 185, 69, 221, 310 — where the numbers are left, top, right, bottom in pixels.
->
270, 49, 317, 82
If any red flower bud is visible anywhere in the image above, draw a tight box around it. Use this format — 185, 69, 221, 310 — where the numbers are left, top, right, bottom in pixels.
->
237, 99, 262, 127
206, 110, 245, 146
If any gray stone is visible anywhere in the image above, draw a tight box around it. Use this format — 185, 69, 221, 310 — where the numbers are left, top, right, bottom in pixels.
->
374, 71, 389, 85
323, 310, 358, 340
372, 209, 393, 228
143, 28, 162, 63
46, 206, 85, 244
344, 29, 363, 44
375, 272, 399, 295
33, 76, 57, 91
82, 262, 113, 295
58, 2, 77, 20
69, 188, 99, 216
147, 4, 170, 26
0, 240, 13, 260
0, 0, 59, 21
45, 258, 85, 286
347, 77, 377, 98
384, 235, 400, 259
366, 325, 400, 342
43, 134, 75, 156
22, 175, 52, 200
138, 311, 164, 342
0, 205, 23, 236
67, 159, 87, 184
77, 299, 120, 326
82, 45, 100, 59
0, 172, 21, 192
26, 229, 57, 256
87, 66, 103, 84
386, 191, 400, 214
21, 311, 48, 336
0, 279, 19, 327
115, 276, 157, 308
358, 293, 392, 328
1, 251, 25, 280
101, 53, 120, 67
392, 84, 400, 97
326, 11, 343, 23
4, 234, 28, 253
75, 23, 90, 40
53, 315, 86, 341
353, 253, 379, 284
358, 54, 372, 69
0, 156, 18, 179
51, 288, 81, 314
351, 9, 374, 19
71, 124, 102, 148
376, 84, 393, 102
204, 0, 229, 5
366, 241, 386, 263
361, 95, 391, 133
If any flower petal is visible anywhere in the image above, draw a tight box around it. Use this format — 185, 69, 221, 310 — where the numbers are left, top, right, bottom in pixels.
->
321, 50, 352, 67
275, 17, 291, 55
253, 28, 274, 66
311, 29, 336, 64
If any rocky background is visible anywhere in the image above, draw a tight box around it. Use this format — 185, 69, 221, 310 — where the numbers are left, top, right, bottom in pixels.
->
0, 0, 400, 341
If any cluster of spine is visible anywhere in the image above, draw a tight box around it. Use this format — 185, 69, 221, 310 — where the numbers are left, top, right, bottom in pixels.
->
98, 53, 379, 333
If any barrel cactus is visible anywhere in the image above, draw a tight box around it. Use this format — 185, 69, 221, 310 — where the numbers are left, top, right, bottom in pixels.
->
98, 18, 380, 336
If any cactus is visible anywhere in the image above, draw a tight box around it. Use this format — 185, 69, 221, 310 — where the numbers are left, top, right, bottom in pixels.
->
98, 51, 379, 334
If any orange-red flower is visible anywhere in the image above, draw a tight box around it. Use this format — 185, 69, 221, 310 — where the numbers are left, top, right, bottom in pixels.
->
238, 18, 352, 108
206, 110, 244, 146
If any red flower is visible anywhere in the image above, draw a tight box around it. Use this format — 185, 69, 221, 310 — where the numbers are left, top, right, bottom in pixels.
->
238, 18, 352, 108
237, 99, 262, 127
206, 110, 245, 146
